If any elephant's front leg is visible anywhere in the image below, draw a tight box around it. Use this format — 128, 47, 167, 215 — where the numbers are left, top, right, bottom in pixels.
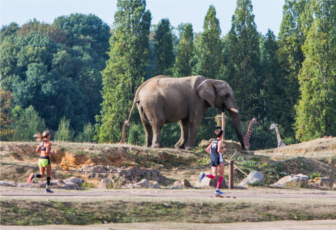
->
185, 117, 202, 150
175, 118, 189, 149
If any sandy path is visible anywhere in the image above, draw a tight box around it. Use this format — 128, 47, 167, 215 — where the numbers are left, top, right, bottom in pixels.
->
1, 189, 336, 199
1, 220, 336, 230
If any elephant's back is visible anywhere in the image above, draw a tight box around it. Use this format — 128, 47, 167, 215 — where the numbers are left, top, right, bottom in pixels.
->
138, 75, 205, 92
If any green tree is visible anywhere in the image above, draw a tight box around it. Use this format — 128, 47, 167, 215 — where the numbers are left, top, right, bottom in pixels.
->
277, 0, 313, 138
75, 122, 95, 142
0, 91, 15, 141
54, 117, 74, 141
96, 0, 151, 143
222, 0, 261, 120
12, 106, 46, 141
153, 19, 175, 75
127, 124, 145, 146
0, 15, 110, 132
174, 23, 194, 77
260, 30, 293, 140
294, 0, 336, 141
193, 5, 223, 79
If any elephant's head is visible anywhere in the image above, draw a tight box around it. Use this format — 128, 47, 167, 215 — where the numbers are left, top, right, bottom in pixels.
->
197, 79, 245, 150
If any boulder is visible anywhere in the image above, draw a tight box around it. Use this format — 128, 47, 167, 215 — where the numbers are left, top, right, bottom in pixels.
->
0, 181, 17, 187
309, 177, 334, 189
195, 176, 227, 189
238, 171, 265, 187
181, 179, 192, 187
270, 174, 309, 188
135, 179, 160, 189
173, 180, 182, 187
97, 179, 112, 189
58, 182, 82, 190
64, 177, 84, 185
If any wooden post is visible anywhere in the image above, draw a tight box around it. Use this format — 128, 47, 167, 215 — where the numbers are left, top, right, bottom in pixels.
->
229, 160, 234, 189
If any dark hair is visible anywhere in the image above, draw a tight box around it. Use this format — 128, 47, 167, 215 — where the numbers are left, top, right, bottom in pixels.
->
215, 129, 223, 138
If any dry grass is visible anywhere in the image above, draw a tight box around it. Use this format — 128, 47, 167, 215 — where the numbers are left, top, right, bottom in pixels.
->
1, 196, 336, 226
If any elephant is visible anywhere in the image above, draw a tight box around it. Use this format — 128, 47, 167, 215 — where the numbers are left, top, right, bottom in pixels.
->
127, 75, 245, 150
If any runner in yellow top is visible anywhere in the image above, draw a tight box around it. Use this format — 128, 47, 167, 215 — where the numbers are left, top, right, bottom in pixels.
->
27, 131, 56, 193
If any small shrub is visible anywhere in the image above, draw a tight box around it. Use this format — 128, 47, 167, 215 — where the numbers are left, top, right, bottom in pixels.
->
54, 117, 74, 142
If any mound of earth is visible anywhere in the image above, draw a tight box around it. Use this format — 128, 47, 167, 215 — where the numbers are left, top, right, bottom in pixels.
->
255, 137, 336, 158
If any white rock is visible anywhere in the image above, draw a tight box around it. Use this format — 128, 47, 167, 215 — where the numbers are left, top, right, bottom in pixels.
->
97, 178, 112, 189
238, 171, 265, 188
64, 177, 84, 185
270, 174, 309, 188
0, 181, 18, 187
135, 179, 160, 189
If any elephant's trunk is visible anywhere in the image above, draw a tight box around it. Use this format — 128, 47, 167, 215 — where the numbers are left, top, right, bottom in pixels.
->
228, 108, 245, 150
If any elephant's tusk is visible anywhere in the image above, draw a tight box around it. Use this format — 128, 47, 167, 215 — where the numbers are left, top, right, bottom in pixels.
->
229, 108, 239, 113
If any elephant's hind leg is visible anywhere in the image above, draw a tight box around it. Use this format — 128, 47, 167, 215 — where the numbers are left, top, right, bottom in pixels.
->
175, 118, 189, 149
139, 107, 153, 147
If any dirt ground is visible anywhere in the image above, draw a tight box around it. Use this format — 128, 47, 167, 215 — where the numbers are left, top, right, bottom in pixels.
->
1, 187, 336, 199
1, 220, 336, 230
255, 137, 336, 158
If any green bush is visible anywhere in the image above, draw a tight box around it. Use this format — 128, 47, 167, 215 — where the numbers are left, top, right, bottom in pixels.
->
54, 117, 74, 142
12, 106, 46, 141
127, 124, 145, 146
75, 123, 95, 142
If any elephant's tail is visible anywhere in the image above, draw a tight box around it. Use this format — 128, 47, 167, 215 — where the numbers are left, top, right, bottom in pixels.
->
127, 94, 139, 123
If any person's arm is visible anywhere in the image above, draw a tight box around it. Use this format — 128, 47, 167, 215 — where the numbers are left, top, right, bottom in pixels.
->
46, 143, 56, 155
36, 144, 41, 153
217, 140, 226, 153
206, 143, 212, 154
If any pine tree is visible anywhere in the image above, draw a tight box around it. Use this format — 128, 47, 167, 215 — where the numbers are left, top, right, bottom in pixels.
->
194, 5, 223, 79
96, 0, 151, 143
175, 23, 194, 77
153, 19, 175, 75
222, 0, 261, 120
277, 0, 313, 138
294, 0, 336, 141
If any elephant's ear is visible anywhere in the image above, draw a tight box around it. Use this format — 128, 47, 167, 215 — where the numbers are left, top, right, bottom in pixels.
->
197, 80, 215, 107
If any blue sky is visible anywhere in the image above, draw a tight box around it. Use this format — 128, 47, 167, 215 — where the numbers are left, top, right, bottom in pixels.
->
1, 0, 285, 36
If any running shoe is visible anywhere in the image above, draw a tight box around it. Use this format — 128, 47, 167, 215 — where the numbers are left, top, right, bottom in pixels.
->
215, 189, 223, 195
27, 173, 34, 183
198, 172, 205, 182
45, 188, 54, 193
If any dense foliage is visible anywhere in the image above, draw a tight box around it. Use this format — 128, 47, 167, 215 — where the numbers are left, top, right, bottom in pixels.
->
95, 0, 151, 143
2, 0, 335, 147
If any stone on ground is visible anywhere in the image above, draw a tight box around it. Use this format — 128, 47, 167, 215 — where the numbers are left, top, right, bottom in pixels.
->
64, 176, 84, 185
173, 180, 182, 187
308, 177, 334, 189
181, 179, 192, 187
97, 178, 112, 189
270, 174, 309, 188
0, 181, 18, 187
134, 179, 160, 189
238, 171, 265, 187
